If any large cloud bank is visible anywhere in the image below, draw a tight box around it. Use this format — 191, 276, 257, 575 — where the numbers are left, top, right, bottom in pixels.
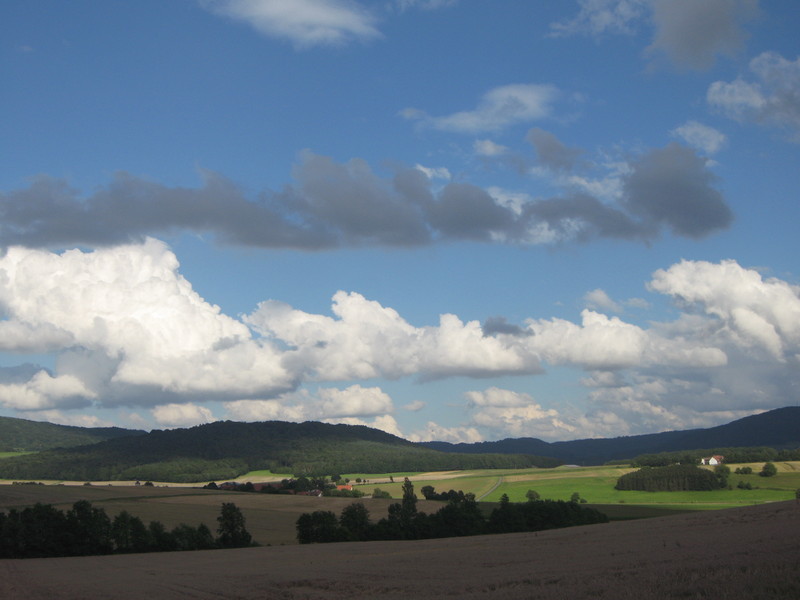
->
0, 142, 731, 251
0, 241, 797, 440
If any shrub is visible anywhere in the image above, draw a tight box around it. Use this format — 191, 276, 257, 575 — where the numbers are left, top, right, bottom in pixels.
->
759, 462, 778, 477
525, 489, 541, 501
371, 488, 391, 499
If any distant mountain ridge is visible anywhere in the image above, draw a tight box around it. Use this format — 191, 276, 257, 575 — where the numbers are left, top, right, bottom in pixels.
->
0, 407, 797, 481
0, 420, 555, 482
0, 415, 145, 452
421, 407, 800, 465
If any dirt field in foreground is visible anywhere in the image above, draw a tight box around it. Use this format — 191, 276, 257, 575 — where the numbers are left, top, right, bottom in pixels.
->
2, 501, 798, 599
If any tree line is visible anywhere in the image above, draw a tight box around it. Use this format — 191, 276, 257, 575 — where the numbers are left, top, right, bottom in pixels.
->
0, 501, 254, 559
296, 478, 608, 544
630, 446, 800, 468
615, 464, 727, 492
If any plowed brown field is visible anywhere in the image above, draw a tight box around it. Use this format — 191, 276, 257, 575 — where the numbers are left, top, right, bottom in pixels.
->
1, 500, 798, 599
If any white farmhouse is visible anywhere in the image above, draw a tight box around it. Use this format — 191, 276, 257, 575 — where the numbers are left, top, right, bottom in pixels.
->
700, 455, 725, 466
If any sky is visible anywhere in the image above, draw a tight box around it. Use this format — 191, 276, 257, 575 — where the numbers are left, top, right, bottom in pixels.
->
0, 0, 798, 443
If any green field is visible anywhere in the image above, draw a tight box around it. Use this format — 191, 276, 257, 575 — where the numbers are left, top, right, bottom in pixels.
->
0, 451, 36, 459
337, 462, 800, 511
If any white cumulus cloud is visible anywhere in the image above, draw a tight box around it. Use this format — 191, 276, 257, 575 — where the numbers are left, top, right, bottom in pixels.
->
549, 0, 648, 38
649, 259, 800, 360
152, 403, 217, 428
224, 387, 401, 435
407, 421, 483, 443
0, 371, 95, 411
708, 52, 800, 140
245, 290, 542, 381
0, 240, 294, 409
583, 288, 623, 313
403, 84, 559, 134
474, 139, 509, 157
0, 239, 796, 441
464, 387, 579, 440
317, 384, 394, 417
671, 121, 727, 155
199, 0, 381, 48
525, 309, 726, 370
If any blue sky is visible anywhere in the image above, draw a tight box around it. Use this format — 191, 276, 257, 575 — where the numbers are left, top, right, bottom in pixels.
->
0, 0, 798, 442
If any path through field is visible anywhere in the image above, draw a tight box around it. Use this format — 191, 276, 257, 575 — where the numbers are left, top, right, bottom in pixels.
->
477, 476, 504, 500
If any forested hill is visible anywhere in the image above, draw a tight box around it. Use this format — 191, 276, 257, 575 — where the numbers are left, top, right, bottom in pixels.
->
0, 420, 559, 482
0, 416, 145, 452
3, 407, 797, 481
421, 407, 800, 465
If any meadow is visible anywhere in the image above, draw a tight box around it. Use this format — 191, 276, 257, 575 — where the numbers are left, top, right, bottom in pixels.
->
337, 461, 800, 510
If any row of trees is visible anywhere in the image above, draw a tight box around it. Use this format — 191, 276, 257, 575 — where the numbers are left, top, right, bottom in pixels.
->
631, 447, 800, 468
205, 476, 368, 497
0, 501, 254, 559
420, 485, 471, 502
296, 478, 607, 544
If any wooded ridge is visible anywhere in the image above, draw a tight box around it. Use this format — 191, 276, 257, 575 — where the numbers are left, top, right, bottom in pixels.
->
0, 416, 145, 452
0, 420, 557, 482
1, 407, 798, 481
421, 406, 800, 465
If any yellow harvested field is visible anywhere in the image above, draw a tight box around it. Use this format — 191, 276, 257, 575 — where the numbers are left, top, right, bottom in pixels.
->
1, 499, 797, 599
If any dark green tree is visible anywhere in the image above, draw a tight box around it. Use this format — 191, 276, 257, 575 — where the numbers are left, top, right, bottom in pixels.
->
339, 502, 371, 541
398, 477, 419, 537
427, 496, 485, 538
66, 499, 112, 556
18, 503, 71, 557
111, 511, 149, 553
401, 477, 417, 515
170, 523, 216, 550
147, 520, 177, 552
714, 464, 731, 487
488, 494, 526, 533
216, 502, 253, 548
760, 462, 778, 477
296, 510, 343, 544
525, 489, 541, 501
